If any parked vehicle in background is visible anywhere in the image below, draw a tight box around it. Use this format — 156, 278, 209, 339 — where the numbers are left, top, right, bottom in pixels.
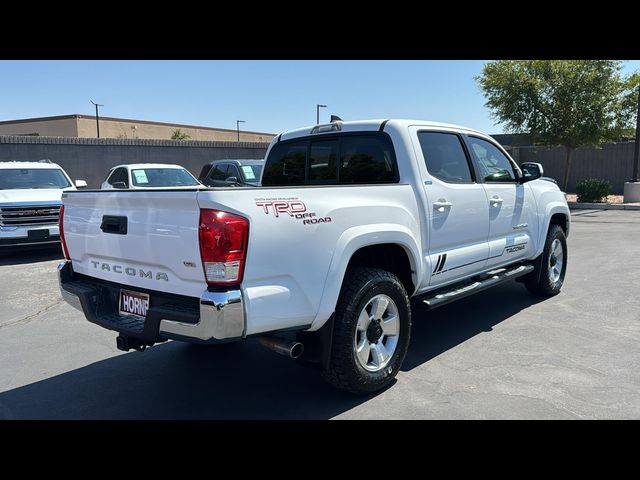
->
198, 159, 264, 187
101, 164, 201, 190
59, 119, 570, 394
0, 160, 86, 249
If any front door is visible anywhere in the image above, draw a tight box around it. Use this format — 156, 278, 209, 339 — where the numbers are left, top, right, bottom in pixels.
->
465, 136, 538, 269
412, 129, 490, 287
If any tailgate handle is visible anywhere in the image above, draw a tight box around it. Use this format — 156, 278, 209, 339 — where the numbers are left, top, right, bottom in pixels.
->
100, 215, 128, 235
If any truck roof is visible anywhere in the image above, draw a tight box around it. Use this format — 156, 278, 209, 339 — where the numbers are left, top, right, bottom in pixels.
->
278, 119, 487, 142
210, 159, 264, 166
0, 160, 64, 169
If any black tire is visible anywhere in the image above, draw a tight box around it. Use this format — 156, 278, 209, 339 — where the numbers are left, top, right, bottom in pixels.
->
322, 267, 411, 395
525, 224, 567, 297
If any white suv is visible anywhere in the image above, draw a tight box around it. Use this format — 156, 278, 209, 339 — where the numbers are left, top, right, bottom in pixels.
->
0, 160, 86, 248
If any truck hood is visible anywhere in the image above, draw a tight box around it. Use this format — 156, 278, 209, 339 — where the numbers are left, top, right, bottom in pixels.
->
0, 188, 72, 205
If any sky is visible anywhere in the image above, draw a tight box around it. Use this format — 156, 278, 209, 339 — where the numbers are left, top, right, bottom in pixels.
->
1, 60, 639, 135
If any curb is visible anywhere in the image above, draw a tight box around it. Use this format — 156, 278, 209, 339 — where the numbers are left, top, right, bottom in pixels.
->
568, 202, 640, 211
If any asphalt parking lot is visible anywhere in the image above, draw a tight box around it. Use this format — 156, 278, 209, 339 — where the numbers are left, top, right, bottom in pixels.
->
1, 209, 639, 419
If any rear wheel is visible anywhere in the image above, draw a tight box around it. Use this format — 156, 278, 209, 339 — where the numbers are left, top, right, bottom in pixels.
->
322, 268, 411, 395
525, 224, 567, 296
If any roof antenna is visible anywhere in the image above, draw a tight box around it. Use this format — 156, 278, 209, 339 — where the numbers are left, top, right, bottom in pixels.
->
330, 115, 343, 123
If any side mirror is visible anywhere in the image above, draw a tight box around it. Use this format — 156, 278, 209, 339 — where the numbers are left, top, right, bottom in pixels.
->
225, 176, 239, 185
112, 181, 128, 189
75, 179, 88, 189
520, 162, 544, 183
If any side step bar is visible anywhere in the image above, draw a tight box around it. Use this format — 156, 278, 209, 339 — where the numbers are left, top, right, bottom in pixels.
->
420, 264, 534, 310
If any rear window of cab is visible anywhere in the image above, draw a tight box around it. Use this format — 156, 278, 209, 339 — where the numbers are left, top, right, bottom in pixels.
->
262, 133, 399, 186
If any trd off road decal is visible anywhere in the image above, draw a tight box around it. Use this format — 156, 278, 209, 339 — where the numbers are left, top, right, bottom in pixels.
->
255, 197, 332, 225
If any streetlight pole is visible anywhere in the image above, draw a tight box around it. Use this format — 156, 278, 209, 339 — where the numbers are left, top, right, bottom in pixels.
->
632, 84, 640, 182
90, 99, 103, 138
316, 104, 327, 124
236, 120, 246, 142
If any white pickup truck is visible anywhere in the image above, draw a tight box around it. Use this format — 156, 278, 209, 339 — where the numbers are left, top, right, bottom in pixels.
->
58, 119, 570, 394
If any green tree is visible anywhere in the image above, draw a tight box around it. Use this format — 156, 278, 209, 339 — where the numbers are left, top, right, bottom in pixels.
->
477, 60, 639, 191
171, 129, 191, 140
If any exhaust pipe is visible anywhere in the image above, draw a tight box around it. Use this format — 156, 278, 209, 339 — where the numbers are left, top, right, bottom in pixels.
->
259, 336, 304, 359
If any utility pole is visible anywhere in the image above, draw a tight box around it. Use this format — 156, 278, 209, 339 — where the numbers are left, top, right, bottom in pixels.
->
316, 104, 327, 124
236, 120, 246, 142
90, 99, 103, 138
632, 83, 640, 182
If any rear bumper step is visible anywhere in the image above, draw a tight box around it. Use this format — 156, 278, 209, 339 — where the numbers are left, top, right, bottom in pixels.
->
420, 264, 534, 310
58, 261, 245, 345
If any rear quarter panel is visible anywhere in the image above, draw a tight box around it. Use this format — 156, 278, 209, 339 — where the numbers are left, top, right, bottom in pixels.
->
196, 185, 421, 335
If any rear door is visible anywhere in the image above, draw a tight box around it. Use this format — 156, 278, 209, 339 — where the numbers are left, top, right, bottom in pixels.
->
465, 135, 538, 268
411, 128, 490, 286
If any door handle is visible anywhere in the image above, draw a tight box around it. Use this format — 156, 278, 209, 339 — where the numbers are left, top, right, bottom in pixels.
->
490, 196, 504, 206
433, 200, 453, 211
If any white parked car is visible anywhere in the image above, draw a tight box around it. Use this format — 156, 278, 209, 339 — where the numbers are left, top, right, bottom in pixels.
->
101, 163, 201, 190
0, 160, 86, 248
60, 119, 570, 394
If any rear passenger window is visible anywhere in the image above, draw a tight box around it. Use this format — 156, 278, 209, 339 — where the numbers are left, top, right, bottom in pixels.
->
418, 132, 473, 183
261, 141, 307, 186
339, 136, 397, 184
309, 140, 338, 183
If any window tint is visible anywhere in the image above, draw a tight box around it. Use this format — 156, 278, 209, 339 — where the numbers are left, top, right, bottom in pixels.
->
198, 164, 213, 181
227, 164, 240, 180
210, 164, 229, 181
309, 140, 338, 182
121, 168, 130, 187
108, 168, 127, 186
468, 137, 516, 182
107, 168, 119, 185
262, 141, 307, 186
339, 136, 396, 184
418, 132, 473, 183
261, 134, 398, 187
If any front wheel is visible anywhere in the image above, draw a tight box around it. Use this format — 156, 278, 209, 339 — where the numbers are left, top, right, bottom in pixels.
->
322, 268, 411, 395
525, 224, 567, 296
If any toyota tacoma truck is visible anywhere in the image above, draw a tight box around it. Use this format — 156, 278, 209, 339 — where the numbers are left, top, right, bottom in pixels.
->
58, 119, 570, 394
1, 160, 86, 249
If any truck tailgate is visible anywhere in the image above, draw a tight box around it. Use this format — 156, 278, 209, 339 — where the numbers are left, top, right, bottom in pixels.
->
62, 190, 205, 298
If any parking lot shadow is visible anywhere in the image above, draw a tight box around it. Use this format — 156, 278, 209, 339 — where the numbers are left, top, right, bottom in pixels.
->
0, 246, 63, 266
0, 282, 543, 419
404, 281, 544, 371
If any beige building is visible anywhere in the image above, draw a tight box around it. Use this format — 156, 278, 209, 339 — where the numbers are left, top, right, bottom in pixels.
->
0, 114, 275, 142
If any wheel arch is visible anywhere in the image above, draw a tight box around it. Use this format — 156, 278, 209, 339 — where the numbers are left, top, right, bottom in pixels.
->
535, 203, 570, 257
309, 225, 421, 331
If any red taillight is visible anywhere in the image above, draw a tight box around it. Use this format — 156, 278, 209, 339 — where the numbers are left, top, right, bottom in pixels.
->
59, 204, 71, 261
199, 209, 249, 286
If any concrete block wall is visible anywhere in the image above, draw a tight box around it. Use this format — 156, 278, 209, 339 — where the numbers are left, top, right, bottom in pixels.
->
0, 136, 269, 188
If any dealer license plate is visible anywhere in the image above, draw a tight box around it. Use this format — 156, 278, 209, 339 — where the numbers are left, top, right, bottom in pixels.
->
119, 289, 150, 319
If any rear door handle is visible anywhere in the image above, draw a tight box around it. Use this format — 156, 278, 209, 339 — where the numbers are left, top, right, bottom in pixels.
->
433, 200, 453, 211
490, 196, 504, 206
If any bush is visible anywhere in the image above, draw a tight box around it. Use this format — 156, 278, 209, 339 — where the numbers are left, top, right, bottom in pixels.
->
575, 178, 611, 203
